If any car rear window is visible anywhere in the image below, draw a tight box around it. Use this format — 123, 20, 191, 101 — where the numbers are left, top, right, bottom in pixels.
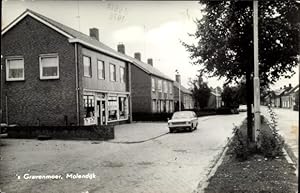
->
172, 112, 193, 119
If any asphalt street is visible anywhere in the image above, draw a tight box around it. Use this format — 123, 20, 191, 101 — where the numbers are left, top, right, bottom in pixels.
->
1, 113, 247, 193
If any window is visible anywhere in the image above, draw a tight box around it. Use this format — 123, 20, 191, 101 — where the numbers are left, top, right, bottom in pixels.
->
6, 57, 24, 81
169, 82, 173, 94
152, 100, 156, 112
97, 60, 105, 79
108, 96, 118, 121
39, 54, 59, 79
110, 63, 116, 81
120, 67, 125, 83
161, 100, 165, 112
166, 101, 170, 113
164, 81, 168, 93
83, 95, 95, 118
151, 78, 155, 91
83, 56, 92, 77
119, 96, 128, 119
157, 79, 162, 92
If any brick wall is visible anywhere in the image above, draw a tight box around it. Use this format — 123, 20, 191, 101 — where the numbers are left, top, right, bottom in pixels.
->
5, 125, 114, 140
1, 16, 77, 126
131, 65, 151, 113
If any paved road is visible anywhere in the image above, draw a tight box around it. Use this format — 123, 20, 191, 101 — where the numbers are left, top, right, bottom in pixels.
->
261, 106, 298, 161
0, 113, 246, 193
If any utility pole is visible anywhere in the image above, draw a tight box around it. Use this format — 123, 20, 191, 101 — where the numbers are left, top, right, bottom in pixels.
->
253, 0, 260, 142
175, 70, 181, 111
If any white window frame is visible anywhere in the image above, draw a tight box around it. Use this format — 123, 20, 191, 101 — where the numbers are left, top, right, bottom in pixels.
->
164, 81, 168, 94
169, 82, 173, 94
120, 66, 125, 83
39, 53, 59, 80
151, 77, 155, 92
157, 79, 162, 92
97, 60, 105, 80
83, 55, 92, 78
110, 63, 116, 82
5, 56, 25, 81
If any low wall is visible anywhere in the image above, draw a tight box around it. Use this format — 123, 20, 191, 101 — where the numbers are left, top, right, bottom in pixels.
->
4, 125, 114, 140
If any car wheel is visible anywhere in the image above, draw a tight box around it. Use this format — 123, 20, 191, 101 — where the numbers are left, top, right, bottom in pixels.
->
188, 127, 193, 132
169, 128, 174, 133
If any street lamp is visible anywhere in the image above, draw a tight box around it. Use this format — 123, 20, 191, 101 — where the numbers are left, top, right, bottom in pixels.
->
175, 70, 181, 111
253, 0, 260, 142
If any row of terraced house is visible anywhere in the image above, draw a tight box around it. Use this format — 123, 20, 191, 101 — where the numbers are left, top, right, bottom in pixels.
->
264, 84, 299, 111
0, 9, 194, 126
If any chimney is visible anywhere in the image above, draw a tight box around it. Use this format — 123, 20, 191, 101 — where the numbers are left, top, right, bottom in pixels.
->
89, 28, 99, 41
147, 58, 153, 66
175, 74, 181, 83
117, 43, 125, 54
134, 52, 141, 61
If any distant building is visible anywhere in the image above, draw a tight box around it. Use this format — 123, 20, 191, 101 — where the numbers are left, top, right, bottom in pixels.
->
207, 88, 222, 109
281, 84, 299, 109
116, 44, 175, 116
173, 74, 194, 111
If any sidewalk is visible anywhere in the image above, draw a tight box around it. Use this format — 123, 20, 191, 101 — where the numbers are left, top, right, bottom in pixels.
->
260, 106, 298, 162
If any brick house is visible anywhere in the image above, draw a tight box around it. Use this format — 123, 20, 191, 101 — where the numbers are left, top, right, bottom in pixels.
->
173, 74, 194, 111
116, 44, 174, 116
1, 9, 132, 126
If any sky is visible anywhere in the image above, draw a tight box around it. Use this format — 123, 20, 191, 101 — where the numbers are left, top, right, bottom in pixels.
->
2, 0, 299, 90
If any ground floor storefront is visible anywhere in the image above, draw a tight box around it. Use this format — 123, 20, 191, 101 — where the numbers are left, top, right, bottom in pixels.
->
83, 90, 130, 126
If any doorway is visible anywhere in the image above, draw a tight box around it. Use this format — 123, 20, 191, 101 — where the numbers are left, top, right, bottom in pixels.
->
97, 100, 106, 125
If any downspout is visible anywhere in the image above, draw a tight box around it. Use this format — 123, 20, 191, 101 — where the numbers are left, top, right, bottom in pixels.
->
75, 43, 80, 125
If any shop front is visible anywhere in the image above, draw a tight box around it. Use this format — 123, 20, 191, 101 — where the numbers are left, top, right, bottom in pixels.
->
83, 91, 129, 126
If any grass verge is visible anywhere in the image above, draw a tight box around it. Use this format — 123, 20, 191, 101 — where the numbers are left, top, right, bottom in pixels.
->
204, 118, 298, 193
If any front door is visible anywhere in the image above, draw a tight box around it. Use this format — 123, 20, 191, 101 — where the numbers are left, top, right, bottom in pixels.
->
97, 100, 106, 125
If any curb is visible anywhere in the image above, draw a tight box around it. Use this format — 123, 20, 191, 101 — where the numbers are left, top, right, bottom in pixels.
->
193, 123, 242, 193
105, 132, 169, 144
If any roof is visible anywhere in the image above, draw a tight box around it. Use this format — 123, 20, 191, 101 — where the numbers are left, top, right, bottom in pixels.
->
283, 85, 299, 96
174, 82, 192, 94
2, 9, 173, 81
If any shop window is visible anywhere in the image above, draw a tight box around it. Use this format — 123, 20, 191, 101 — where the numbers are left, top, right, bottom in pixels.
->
39, 54, 59, 79
6, 57, 24, 81
83, 56, 92, 77
83, 95, 95, 117
108, 96, 118, 121
119, 97, 128, 120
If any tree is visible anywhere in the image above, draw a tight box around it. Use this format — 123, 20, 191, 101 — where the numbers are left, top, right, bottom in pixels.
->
183, 1, 299, 87
189, 74, 211, 109
222, 86, 240, 108
183, 0, 300, 141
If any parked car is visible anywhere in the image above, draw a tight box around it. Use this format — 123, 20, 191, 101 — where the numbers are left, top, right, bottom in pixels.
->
168, 111, 198, 133
238, 105, 247, 112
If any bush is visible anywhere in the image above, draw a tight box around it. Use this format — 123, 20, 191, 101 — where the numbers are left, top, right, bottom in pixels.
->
230, 125, 250, 161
